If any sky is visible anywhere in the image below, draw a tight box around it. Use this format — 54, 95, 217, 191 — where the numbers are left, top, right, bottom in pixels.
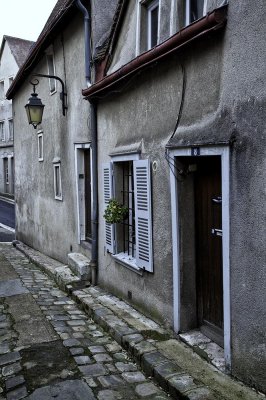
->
0, 0, 58, 44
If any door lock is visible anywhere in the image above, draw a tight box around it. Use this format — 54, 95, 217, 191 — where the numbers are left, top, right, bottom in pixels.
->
211, 228, 223, 237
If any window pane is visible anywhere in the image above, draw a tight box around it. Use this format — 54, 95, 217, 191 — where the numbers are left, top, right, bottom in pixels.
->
47, 55, 56, 92
190, 0, 204, 22
54, 165, 61, 198
0, 122, 5, 141
0, 81, 4, 99
8, 120, 13, 141
38, 135, 43, 159
150, 5, 159, 48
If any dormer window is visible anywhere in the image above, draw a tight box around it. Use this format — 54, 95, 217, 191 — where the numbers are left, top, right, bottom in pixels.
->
185, 0, 207, 26
136, 0, 161, 55
147, 0, 159, 49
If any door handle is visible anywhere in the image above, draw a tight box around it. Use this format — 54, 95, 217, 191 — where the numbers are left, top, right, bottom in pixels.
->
212, 196, 222, 204
211, 228, 223, 237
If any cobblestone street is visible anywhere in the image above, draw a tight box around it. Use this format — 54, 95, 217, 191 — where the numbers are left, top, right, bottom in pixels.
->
0, 244, 171, 400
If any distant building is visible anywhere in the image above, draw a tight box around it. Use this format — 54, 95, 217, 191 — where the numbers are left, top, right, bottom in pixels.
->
0, 35, 34, 196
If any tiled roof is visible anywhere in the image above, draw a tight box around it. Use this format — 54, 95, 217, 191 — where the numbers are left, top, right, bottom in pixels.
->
94, 0, 125, 62
3, 36, 34, 68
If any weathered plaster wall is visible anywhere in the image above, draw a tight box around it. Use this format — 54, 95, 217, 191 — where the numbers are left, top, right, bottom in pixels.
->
220, 1, 266, 392
97, 0, 266, 393
97, 43, 223, 328
0, 41, 17, 194
13, 14, 90, 263
168, 1, 266, 392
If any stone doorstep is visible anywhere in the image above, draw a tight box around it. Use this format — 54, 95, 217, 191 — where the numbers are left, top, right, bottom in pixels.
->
68, 252, 91, 281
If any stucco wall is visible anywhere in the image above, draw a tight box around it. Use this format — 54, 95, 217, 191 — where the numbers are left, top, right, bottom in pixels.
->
0, 41, 17, 194
96, 0, 266, 393
97, 40, 224, 328
13, 14, 90, 263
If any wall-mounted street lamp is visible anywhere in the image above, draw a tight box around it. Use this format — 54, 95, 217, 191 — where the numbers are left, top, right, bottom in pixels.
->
25, 79, 45, 129
25, 73, 67, 129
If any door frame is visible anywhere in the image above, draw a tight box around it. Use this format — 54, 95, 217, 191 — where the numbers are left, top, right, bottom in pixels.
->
74, 143, 92, 244
169, 145, 231, 369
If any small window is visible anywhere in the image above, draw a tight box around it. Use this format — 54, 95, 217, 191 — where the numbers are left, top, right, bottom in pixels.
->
8, 119, 13, 141
147, 0, 159, 49
0, 81, 4, 99
4, 159, 9, 185
38, 132, 43, 161
53, 163, 62, 200
9, 77, 14, 88
185, 0, 206, 25
46, 54, 56, 93
136, 0, 160, 54
0, 121, 5, 141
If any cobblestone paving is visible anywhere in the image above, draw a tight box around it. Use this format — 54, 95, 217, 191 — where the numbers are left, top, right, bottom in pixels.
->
0, 245, 172, 399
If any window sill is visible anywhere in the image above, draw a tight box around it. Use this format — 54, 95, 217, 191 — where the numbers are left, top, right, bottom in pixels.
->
112, 252, 143, 276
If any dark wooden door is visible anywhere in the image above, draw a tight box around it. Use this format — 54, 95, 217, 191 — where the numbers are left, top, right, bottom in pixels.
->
84, 150, 92, 241
195, 156, 223, 346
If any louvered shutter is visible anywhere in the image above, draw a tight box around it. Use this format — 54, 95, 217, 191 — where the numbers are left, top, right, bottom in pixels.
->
133, 159, 153, 272
103, 163, 115, 254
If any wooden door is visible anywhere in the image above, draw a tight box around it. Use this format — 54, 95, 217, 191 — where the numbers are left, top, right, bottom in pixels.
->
84, 150, 91, 241
195, 156, 223, 346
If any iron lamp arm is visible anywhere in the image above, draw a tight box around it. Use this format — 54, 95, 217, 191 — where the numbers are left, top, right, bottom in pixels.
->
31, 73, 67, 116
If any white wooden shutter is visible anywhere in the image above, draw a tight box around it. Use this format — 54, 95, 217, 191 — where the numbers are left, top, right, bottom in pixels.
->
103, 163, 115, 254
133, 159, 153, 272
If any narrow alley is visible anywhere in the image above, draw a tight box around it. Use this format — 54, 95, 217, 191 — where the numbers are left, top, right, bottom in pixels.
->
0, 244, 171, 400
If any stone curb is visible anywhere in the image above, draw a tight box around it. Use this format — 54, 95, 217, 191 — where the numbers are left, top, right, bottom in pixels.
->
12, 240, 220, 399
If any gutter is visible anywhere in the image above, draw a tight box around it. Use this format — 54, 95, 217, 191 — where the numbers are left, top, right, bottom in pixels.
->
82, 5, 227, 100
76, 0, 98, 286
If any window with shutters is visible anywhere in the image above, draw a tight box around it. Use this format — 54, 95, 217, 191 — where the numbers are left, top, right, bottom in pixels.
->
103, 158, 153, 272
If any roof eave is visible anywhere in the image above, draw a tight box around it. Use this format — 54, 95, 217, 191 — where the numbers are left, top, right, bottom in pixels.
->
6, 0, 75, 100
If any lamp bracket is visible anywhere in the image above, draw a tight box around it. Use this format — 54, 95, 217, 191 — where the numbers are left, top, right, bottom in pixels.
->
31, 73, 67, 116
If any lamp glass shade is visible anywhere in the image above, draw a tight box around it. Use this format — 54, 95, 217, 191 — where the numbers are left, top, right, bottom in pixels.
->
25, 92, 45, 129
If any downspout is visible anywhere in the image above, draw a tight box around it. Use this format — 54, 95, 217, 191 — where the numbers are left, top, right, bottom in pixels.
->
76, 0, 91, 86
76, 0, 98, 286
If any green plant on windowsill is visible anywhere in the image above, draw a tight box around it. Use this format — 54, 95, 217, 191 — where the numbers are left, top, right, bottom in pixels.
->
103, 199, 129, 224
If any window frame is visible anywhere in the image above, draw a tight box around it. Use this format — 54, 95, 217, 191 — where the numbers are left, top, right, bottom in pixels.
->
8, 76, 14, 88
8, 118, 13, 141
103, 154, 153, 273
0, 120, 5, 141
53, 162, 62, 201
37, 131, 44, 161
0, 80, 4, 100
136, 0, 161, 55
147, 0, 160, 50
46, 49, 57, 94
185, 0, 207, 26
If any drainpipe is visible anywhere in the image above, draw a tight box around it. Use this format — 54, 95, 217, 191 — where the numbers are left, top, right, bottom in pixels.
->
76, 0, 91, 86
76, 0, 98, 286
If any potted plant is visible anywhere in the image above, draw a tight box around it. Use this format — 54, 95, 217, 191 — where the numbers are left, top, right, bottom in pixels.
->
103, 199, 129, 224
